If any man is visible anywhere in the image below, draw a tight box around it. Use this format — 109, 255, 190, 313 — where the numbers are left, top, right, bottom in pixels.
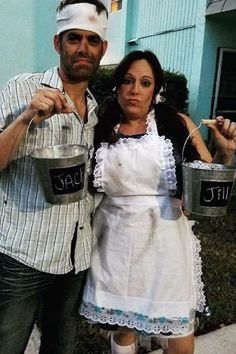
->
0, 1, 108, 353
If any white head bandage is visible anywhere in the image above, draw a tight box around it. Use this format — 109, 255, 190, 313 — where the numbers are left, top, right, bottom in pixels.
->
56, 3, 107, 41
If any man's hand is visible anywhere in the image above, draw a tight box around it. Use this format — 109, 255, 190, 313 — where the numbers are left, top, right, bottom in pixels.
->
24, 88, 74, 125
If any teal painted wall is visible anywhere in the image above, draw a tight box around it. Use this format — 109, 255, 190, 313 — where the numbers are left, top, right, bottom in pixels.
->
33, 0, 59, 71
0, 0, 58, 89
127, 0, 199, 77
102, 0, 128, 65
0, 0, 34, 88
124, 0, 208, 122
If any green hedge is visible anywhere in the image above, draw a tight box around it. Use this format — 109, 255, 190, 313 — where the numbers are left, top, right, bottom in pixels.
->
89, 67, 114, 105
89, 67, 189, 113
164, 71, 189, 113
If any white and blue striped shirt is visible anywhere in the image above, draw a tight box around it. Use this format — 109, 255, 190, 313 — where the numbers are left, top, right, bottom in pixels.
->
0, 67, 97, 274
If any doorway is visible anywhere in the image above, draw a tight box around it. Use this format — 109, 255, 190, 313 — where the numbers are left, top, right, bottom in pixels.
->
212, 48, 236, 122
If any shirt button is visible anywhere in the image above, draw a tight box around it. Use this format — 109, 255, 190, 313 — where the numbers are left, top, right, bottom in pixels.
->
79, 226, 84, 230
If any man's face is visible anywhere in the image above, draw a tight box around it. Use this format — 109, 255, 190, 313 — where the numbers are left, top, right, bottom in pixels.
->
54, 29, 107, 83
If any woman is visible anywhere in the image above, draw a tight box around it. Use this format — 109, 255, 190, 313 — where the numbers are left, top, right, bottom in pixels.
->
80, 51, 236, 354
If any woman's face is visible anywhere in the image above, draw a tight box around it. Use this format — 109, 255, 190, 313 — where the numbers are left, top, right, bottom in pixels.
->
117, 59, 156, 119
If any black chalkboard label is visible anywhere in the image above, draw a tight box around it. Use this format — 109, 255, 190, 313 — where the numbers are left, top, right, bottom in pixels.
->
200, 180, 233, 207
50, 163, 85, 195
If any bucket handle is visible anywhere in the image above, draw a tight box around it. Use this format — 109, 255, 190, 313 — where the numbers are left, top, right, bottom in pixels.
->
181, 119, 217, 162
24, 90, 87, 155
25, 99, 84, 155
25, 115, 91, 161
181, 123, 202, 162
25, 115, 61, 156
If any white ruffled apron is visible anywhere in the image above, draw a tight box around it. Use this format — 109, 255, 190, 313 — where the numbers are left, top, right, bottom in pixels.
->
80, 111, 205, 336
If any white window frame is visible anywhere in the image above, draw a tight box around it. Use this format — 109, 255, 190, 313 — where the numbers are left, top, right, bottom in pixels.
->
212, 48, 236, 117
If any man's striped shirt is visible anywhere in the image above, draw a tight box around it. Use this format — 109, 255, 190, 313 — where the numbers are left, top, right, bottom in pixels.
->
0, 67, 97, 274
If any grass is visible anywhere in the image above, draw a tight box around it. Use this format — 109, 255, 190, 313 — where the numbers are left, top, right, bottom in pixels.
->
74, 197, 236, 352
193, 196, 236, 335
75, 321, 110, 354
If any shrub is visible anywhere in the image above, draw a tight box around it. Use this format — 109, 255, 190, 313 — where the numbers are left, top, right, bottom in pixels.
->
163, 71, 189, 113
89, 67, 114, 105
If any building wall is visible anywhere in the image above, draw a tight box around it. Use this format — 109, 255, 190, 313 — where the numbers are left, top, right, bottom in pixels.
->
33, 0, 59, 71
127, 0, 198, 81
102, 0, 128, 65
0, 0, 58, 90
124, 0, 209, 123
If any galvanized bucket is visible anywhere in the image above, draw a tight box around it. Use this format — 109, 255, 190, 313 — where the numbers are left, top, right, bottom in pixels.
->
31, 144, 89, 204
182, 162, 236, 216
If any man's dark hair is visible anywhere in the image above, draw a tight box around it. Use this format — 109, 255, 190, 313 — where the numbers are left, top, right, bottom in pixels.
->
57, 0, 108, 18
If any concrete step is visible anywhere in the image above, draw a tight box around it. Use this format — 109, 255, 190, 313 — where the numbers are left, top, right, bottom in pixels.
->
150, 324, 236, 354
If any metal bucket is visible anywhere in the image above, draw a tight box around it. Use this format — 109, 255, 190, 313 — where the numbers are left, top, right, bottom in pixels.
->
182, 162, 236, 216
31, 144, 89, 204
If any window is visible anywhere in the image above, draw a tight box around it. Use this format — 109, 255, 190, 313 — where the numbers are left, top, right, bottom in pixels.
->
111, 0, 122, 12
212, 48, 236, 122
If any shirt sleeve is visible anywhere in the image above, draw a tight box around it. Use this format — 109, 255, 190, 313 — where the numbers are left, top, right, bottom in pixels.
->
0, 76, 29, 131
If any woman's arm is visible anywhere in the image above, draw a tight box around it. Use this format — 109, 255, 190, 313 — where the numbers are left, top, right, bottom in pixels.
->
179, 113, 213, 162
180, 114, 236, 165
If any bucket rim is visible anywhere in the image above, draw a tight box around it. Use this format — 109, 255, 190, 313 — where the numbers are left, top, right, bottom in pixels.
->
30, 143, 88, 159
182, 162, 236, 172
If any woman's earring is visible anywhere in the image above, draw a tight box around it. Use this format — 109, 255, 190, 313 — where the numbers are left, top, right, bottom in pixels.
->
154, 93, 165, 104
154, 86, 166, 104
154, 94, 162, 104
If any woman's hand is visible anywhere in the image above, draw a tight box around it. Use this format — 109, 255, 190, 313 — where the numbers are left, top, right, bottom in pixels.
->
208, 116, 236, 165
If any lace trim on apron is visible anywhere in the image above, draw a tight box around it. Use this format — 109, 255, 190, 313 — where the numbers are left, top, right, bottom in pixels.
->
160, 136, 177, 194
93, 142, 108, 192
188, 220, 206, 312
80, 301, 195, 336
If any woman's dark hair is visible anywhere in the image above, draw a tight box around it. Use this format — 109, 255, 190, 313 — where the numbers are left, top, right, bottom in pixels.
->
95, 50, 199, 156
95, 50, 200, 196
